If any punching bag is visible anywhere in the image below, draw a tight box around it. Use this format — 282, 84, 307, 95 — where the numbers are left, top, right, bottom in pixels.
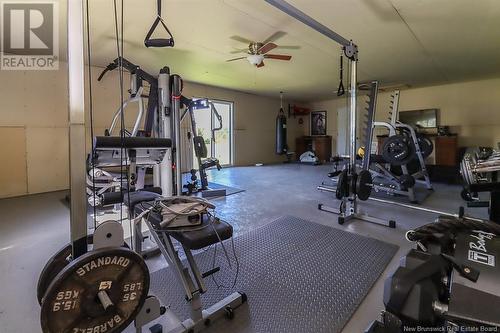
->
276, 90, 288, 155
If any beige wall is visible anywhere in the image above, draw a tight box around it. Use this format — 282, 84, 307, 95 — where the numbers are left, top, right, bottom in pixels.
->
2, 64, 498, 198
310, 77, 500, 155
181, 82, 305, 166
0, 64, 305, 198
0, 67, 69, 198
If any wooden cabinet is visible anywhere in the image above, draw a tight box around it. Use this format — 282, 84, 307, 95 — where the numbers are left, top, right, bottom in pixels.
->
434, 136, 458, 166
295, 136, 332, 162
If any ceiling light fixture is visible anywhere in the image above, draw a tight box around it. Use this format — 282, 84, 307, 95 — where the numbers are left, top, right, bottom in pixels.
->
246, 54, 264, 66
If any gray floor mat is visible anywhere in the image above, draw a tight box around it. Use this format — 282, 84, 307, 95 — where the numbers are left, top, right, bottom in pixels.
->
149, 216, 398, 333
207, 182, 245, 196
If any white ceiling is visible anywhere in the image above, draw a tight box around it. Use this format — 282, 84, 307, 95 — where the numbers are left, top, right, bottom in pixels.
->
62, 0, 500, 100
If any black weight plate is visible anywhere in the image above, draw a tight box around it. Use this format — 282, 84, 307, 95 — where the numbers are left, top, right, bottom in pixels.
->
37, 244, 72, 305
40, 247, 149, 333
356, 170, 372, 201
398, 128, 411, 138
350, 172, 357, 197
336, 170, 348, 200
416, 134, 433, 158
382, 135, 415, 166
399, 174, 416, 189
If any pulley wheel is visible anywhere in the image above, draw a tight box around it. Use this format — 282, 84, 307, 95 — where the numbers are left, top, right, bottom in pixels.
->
40, 247, 149, 333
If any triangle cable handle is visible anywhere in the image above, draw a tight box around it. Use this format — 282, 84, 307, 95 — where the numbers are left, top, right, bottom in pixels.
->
144, 0, 174, 48
337, 53, 345, 96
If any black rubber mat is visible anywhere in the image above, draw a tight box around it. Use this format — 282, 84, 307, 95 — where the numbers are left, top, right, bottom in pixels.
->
207, 182, 245, 196
149, 215, 398, 333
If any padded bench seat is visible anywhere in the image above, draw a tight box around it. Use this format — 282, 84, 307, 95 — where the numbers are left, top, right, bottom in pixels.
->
100, 188, 162, 210
134, 201, 233, 250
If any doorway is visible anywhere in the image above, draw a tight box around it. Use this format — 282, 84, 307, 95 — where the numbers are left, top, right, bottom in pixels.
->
192, 99, 234, 167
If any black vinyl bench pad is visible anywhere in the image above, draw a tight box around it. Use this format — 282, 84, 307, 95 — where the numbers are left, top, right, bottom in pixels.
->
94, 136, 172, 149
101, 188, 162, 208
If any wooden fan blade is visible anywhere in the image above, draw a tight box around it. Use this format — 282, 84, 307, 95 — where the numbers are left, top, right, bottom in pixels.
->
258, 42, 277, 54
265, 54, 292, 61
276, 45, 301, 50
262, 31, 287, 44
257, 61, 265, 68
230, 48, 248, 54
230, 35, 253, 44
226, 57, 246, 62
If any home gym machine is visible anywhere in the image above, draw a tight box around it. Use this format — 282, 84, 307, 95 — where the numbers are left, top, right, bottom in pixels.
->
37, 3, 167, 332
181, 98, 226, 197
87, 56, 160, 207
461, 146, 500, 223
264, 0, 395, 228
366, 215, 500, 332
37, 1, 246, 332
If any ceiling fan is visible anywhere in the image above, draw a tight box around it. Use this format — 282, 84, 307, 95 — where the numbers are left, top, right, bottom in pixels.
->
226, 31, 299, 68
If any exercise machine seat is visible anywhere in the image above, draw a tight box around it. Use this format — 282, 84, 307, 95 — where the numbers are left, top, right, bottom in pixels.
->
101, 188, 162, 210
135, 203, 233, 250
94, 136, 172, 149
201, 157, 221, 170
126, 190, 162, 211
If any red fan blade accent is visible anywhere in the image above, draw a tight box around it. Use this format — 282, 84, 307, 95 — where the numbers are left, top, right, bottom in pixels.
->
258, 42, 277, 54
264, 54, 292, 61
257, 61, 265, 68
226, 57, 246, 62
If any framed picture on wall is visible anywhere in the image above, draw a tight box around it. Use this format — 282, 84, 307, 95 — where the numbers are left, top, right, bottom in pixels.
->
310, 111, 327, 136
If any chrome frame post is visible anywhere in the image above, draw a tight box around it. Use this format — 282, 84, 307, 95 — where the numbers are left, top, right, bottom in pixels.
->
156, 67, 173, 196
348, 59, 357, 172
172, 75, 183, 195
68, 0, 88, 257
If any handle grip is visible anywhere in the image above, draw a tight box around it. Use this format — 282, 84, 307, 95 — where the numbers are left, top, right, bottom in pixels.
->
144, 38, 174, 48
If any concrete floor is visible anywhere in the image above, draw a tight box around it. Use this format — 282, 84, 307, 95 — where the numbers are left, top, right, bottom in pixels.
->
0, 163, 488, 333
